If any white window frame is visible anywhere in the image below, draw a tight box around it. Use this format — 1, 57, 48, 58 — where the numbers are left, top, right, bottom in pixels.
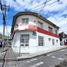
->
38, 21, 43, 28
22, 18, 29, 24
48, 27, 53, 33
20, 34, 29, 47
38, 36, 44, 46
52, 39, 55, 45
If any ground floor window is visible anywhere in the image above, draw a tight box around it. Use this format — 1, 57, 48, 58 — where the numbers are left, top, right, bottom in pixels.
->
38, 36, 44, 46
52, 39, 55, 45
20, 34, 29, 46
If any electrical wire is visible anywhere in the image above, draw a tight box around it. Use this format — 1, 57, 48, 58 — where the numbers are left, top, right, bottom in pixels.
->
31, 0, 59, 11
30, 0, 53, 10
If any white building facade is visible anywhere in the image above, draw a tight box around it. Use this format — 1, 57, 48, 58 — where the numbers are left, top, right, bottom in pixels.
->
11, 12, 60, 54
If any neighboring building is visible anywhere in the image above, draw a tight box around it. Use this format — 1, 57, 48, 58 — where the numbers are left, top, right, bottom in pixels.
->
4, 38, 12, 46
0, 34, 12, 47
59, 32, 67, 45
11, 12, 60, 53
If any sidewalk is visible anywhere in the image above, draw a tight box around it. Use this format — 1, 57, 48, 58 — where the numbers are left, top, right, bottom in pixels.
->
0, 46, 67, 61
0, 47, 9, 53
0, 47, 9, 61
17, 46, 67, 60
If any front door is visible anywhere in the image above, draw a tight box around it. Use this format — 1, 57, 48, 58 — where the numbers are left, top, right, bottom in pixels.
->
20, 34, 29, 53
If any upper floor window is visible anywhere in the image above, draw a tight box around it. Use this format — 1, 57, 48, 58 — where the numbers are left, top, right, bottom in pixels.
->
48, 27, 53, 33
55, 30, 58, 34
22, 18, 29, 24
38, 21, 43, 28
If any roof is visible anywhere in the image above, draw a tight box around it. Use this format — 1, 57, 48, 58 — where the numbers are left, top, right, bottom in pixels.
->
59, 32, 67, 38
11, 12, 59, 33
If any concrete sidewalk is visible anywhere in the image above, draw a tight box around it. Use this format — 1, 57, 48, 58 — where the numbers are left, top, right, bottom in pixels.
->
17, 46, 67, 59
0, 46, 67, 61
0, 47, 9, 53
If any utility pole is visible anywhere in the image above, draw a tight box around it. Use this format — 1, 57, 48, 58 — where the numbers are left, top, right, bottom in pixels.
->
0, 0, 9, 47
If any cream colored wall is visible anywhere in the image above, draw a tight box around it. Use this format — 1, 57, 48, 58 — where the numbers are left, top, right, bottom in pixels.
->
37, 18, 58, 34
14, 15, 58, 34
12, 14, 60, 54
16, 15, 37, 26
12, 31, 60, 53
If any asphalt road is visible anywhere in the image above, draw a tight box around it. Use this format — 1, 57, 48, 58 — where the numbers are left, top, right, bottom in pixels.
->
0, 48, 67, 67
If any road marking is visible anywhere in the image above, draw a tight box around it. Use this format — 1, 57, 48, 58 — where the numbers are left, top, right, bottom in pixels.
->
30, 61, 44, 67
51, 55, 64, 61
47, 54, 52, 56
51, 56, 56, 58
49, 65, 54, 67
58, 58, 64, 61
60, 49, 64, 51
47, 53, 55, 57
26, 58, 37, 63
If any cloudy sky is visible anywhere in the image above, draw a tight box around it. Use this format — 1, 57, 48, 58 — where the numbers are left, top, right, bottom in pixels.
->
0, 0, 67, 35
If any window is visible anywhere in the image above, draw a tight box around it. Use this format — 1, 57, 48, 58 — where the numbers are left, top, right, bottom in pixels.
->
38, 36, 44, 46
22, 18, 29, 24
52, 39, 55, 45
20, 34, 29, 46
56, 40, 58, 43
32, 31, 36, 36
55, 30, 58, 34
38, 21, 43, 28
48, 38, 51, 41
48, 27, 53, 33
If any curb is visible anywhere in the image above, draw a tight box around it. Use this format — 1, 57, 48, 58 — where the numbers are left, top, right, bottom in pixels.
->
17, 46, 67, 60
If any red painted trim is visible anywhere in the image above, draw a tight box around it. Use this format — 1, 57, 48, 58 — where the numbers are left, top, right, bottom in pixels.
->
26, 25, 59, 38
13, 25, 59, 38
37, 27, 59, 38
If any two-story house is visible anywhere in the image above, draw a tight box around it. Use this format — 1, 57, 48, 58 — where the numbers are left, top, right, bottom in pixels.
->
11, 12, 60, 53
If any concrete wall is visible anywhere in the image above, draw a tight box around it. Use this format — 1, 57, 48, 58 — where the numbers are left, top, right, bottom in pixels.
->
14, 15, 58, 34
12, 31, 60, 54
12, 15, 60, 54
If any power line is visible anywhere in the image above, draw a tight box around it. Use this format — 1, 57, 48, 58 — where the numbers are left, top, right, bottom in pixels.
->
30, 0, 60, 11
29, 0, 52, 10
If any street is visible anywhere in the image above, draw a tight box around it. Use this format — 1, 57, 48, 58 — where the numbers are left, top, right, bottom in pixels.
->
0, 48, 67, 67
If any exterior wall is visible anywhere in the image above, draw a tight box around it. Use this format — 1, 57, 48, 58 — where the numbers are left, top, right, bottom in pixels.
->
12, 32, 20, 53
14, 15, 37, 31
12, 14, 60, 54
12, 31, 60, 53
37, 32, 60, 47
37, 18, 58, 34
14, 15, 58, 35
12, 31, 38, 53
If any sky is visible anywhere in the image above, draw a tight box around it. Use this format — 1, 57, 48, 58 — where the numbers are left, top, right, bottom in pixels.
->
0, 0, 67, 36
